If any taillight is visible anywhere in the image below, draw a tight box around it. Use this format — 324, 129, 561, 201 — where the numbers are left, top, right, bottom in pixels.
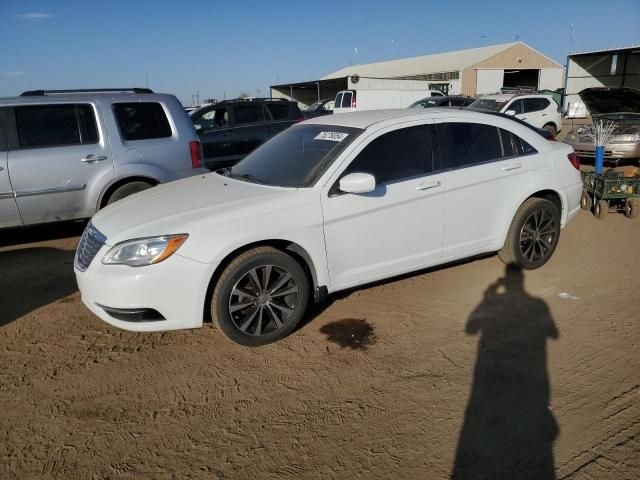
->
351, 97, 357, 108
190, 140, 202, 168
568, 151, 580, 170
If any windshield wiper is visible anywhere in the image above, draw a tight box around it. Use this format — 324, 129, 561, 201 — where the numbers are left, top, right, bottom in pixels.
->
229, 172, 269, 185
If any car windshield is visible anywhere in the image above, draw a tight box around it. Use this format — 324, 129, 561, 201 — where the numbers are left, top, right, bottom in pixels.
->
226, 124, 363, 188
305, 101, 323, 111
469, 99, 507, 111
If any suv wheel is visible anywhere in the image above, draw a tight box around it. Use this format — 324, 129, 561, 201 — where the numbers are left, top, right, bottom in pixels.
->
106, 181, 153, 206
498, 198, 561, 269
210, 247, 310, 346
543, 123, 557, 137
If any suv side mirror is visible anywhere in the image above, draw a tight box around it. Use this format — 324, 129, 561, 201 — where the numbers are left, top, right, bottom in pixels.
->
505, 109, 516, 116
339, 172, 376, 194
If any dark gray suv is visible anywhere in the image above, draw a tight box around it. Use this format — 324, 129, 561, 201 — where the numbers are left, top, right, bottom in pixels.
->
191, 98, 303, 170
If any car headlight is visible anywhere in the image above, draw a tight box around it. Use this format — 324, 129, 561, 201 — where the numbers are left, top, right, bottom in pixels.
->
102, 234, 188, 267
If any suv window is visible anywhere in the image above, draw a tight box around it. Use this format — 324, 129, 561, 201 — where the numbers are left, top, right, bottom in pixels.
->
523, 98, 550, 113
343, 125, 433, 185
15, 104, 99, 148
266, 103, 289, 120
438, 122, 502, 169
113, 102, 171, 141
194, 107, 228, 130
234, 104, 265, 125
506, 99, 524, 114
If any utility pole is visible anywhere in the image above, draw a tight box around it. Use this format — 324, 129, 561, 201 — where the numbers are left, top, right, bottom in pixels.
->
196, 91, 200, 105
569, 24, 575, 54
391, 39, 395, 59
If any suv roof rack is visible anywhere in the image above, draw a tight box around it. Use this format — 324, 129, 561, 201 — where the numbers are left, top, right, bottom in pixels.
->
216, 97, 289, 104
500, 86, 538, 94
20, 88, 154, 97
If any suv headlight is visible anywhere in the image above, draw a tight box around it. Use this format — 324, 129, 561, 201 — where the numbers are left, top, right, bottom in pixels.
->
102, 234, 188, 267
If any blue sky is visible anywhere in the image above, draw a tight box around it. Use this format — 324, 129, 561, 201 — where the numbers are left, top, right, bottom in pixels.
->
1, 0, 639, 105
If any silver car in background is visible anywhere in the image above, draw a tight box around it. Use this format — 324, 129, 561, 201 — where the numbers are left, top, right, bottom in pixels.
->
0, 88, 207, 229
563, 87, 640, 163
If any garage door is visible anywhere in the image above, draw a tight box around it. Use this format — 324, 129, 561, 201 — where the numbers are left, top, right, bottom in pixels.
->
476, 69, 503, 94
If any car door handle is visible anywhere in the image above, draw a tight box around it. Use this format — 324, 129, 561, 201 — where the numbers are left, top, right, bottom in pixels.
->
502, 163, 522, 171
81, 155, 108, 163
541, 113, 548, 117
416, 180, 442, 191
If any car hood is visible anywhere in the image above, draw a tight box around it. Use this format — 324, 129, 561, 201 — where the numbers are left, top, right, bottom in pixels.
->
91, 173, 309, 245
578, 87, 640, 116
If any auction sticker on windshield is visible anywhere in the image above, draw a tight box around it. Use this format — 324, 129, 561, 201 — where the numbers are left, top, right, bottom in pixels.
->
314, 132, 349, 142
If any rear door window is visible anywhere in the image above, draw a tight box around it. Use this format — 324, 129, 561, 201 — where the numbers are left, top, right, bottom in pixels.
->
113, 102, 172, 141
343, 125, 433, 185
15, 104, 99, 148
233, 104, 265, 125
266, 103, 289, 120
437, 122, 502, 169
523, 98, 550, 113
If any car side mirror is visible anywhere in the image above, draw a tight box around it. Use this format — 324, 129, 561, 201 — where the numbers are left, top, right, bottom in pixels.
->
505, 110, 516, 116
339, 172, 376, 194
194, 124, 202, 131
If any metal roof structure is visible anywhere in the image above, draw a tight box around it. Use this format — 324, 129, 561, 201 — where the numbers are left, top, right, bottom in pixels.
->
569, 45, 640, 57
321, 42, 558, 80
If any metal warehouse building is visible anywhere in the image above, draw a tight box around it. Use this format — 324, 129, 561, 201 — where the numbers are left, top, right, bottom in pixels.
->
271, 41, 564, 107
564, 45, 640, 117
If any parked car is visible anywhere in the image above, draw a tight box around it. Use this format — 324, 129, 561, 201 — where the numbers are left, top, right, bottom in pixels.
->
0, 88, 206, 230
563, 87, 640, 162
334, 88, 444, 114
469, 92, 562, 135
302, 99, 335, 119
409, 95, 475, 108
191, 98, 303, 170
75, 108, 582, 346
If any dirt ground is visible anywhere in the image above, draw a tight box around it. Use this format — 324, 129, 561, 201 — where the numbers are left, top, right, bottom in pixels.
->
1, 207, 638, 479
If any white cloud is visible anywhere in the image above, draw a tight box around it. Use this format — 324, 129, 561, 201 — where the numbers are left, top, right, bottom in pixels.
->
16, 12, 53, 21
2, 71, 25, 77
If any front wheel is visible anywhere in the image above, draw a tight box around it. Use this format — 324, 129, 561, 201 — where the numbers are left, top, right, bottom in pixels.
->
210, 247, 310, 346
624, 198, 638, 219
594, 199, 608, 219
580, 190, 591, 210
498, 198, 561, 270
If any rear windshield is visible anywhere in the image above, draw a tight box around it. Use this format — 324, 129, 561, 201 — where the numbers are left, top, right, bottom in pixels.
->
226, 124, 363, 187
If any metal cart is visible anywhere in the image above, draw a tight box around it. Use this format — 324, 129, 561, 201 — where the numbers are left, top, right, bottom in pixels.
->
580, 171, 640, 219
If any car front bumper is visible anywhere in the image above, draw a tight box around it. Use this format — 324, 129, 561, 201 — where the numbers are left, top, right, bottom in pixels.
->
563, 140, 640, 159
75, 249, 214, 332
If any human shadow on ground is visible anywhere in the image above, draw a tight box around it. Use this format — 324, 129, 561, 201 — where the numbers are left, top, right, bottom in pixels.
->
451, 266, 559, 480
0, 247, 78, 327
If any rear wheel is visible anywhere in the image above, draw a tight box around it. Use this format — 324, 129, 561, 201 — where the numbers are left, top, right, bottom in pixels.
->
210, 247, 310, 346
106, 181, 153, 206
580, 190, 592, 210
624, 198, 638, 219
594, 199, 608, 219
498, 197, 561, 270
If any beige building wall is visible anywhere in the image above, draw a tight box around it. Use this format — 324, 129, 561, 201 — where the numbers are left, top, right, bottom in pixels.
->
460, 43, 564, 95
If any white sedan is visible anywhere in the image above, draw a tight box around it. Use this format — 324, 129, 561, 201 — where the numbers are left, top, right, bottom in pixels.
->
75, 109, 582, 346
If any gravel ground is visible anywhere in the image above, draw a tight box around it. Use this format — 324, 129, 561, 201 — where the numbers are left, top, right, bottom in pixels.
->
0, 207, 638, 479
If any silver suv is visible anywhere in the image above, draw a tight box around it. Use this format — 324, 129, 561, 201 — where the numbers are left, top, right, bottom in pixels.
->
0, 88, 207, 229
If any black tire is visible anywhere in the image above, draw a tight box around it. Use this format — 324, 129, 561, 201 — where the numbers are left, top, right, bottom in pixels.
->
594, 199, 608, 219
543, 123, 557, 137
580, 190, 592, 210
106, 181, 153, 206
498, 197, 561, 270
624, 198, 638, 219
210, 247, 310, 347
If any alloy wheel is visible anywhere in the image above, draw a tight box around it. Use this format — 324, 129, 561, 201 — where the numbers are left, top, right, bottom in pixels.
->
519, 209, 557, 263
228, 265, 299, 336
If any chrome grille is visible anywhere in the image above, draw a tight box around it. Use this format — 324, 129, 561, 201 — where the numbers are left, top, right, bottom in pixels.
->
75, 223, 107, 271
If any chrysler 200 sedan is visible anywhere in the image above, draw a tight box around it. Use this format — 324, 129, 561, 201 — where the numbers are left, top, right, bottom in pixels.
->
75, 109, 583, 346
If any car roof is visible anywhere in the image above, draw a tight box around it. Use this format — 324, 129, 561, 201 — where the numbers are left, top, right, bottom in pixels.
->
302, 107, 522, 129
476, 93, 552, 101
